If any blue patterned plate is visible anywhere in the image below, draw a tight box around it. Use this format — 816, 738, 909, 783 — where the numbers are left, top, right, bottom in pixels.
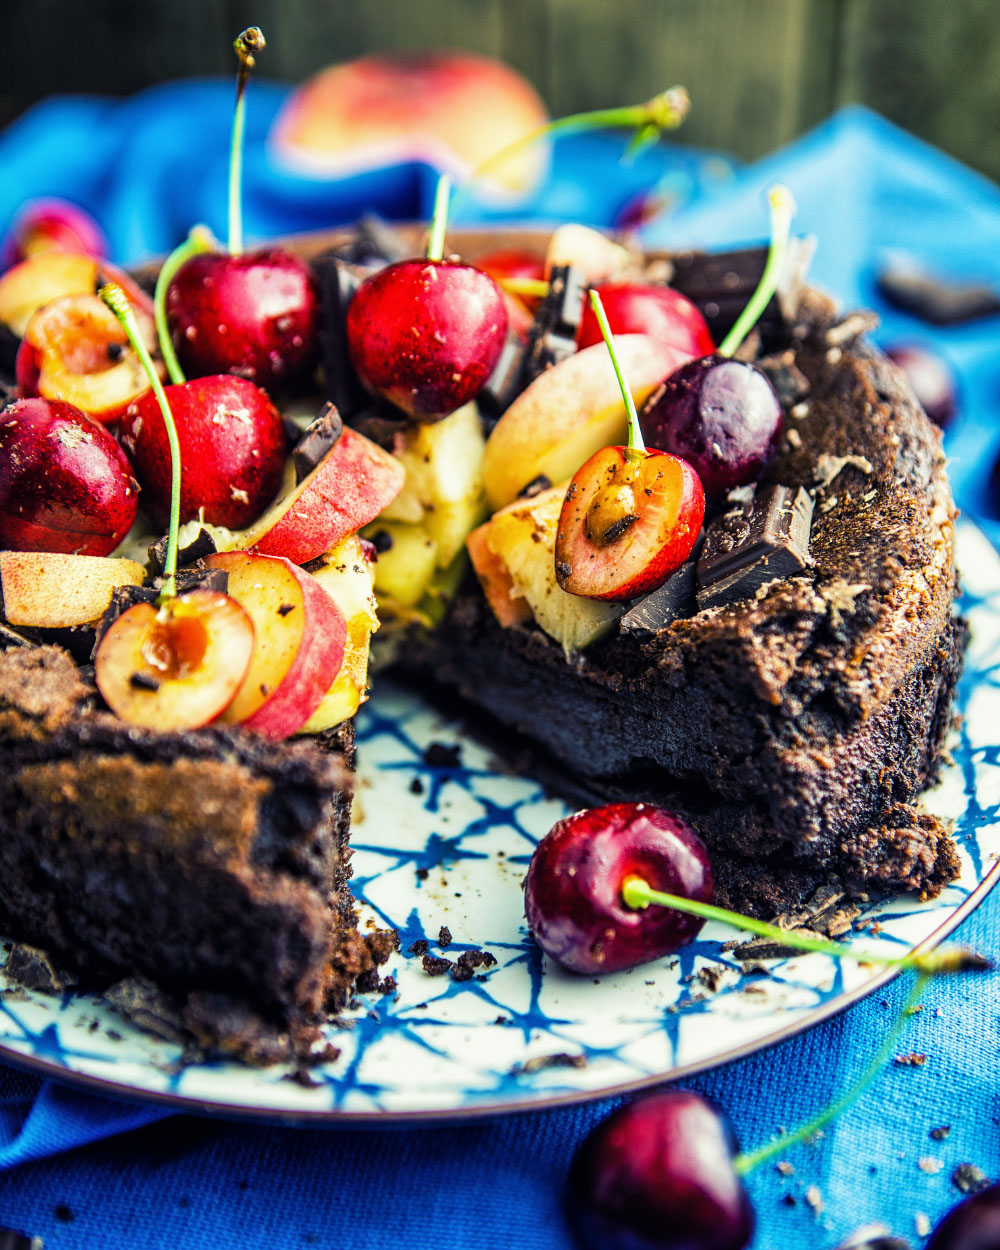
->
1, 520, 997, 1121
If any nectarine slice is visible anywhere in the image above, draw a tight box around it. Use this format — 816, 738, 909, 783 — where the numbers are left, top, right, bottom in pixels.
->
1, 551, 145, 628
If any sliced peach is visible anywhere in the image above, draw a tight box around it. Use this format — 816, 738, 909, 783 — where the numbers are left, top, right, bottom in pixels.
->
544, 224, 631, 284
19, 292, 163, 425
1, 551, 145, 628
0, 250, 153, 338
94, 589, 255, 730
205, 550, 347, 740
481, 335, 692, 512
242, 426, 405, 566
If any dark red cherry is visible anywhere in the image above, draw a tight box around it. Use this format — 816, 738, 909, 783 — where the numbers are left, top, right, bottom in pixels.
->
885, 343, 957, 429
639, 355, 782, 505
523, 803, 713, 975
346, 258, 508, 421
927, 1183, 1000, 1250
166, 248, 320, 394
0, 397, 138, 555
567, 1091, 754, 1250
579, 284, 715, 360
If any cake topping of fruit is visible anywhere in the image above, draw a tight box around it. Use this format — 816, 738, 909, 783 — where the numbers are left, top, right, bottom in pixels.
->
345, 175, 509, 421
163, 29, 320, 394
554, 291, 705, 602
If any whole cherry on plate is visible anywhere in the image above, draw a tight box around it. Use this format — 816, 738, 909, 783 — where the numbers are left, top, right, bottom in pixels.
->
554, 291, 704, 602
119, 374, 286, 530
346, 175, 508, 421
164, 30, 320, 395
0, 396, 138, 556
638, 186, 795, 505
926, 1182, 1000, 1249
523, 802, 714, 975
578, 283, 715, 360
0, 197, 106, 271
567, 1090, 754, 1250
885, 342, 957, 429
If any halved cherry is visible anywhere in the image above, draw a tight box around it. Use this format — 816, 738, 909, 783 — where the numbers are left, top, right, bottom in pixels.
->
555, 445, 704, 601
94, 589, 255, 730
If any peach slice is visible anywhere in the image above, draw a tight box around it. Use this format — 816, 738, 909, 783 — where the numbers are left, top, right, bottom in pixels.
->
94, 589, 255, 730
1, 551, 145, 628
18, 292, 163, 425
545, 224, 632, 285
481, 335, 692, 512
205, 550, 347, 740
241, 426, 405, 566
0, 250, 153, 338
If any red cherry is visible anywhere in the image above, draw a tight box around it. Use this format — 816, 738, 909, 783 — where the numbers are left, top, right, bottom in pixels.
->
0, 397, 138, 556
166, 248, 320, 394
554, 446, 705, 602
567, 1091, 754, 1250
927, 1182, 1000, 1250
346, 258, 508, 421
524, 803, 714, 975
119, 376, 285, 530
885, 343, 957, 429
579, 284, 715, 359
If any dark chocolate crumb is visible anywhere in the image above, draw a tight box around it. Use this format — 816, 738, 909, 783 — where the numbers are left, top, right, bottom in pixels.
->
370, 528, 393, 554
129, 671, 160, 692
409, 939, 429, 957
929, 1125, 951, 1141
494, 1015, 509, 1025
423, 742, 461, 769
894, 1052, 927, 1067
421, 955, 453, 977
416, 867, 429, 880
512, 1052, 587, 1075
450, 962, 475, 982
782, 1193, 797, 1207
378, 976, 397, 996
55, 1204, 74, 1223
438, 926, 453, 949
409, 777, 425, 795
520, 474, 552, 499
952, 1163, 990, 1194
277, 603, 295, 617
283, 1066, 321, 1089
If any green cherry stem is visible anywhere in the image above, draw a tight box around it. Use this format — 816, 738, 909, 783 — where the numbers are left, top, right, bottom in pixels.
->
228, 26, 265, 256
621, 875, 992, 976
717, 184, 796, 359
153, 224, 220, 385
426, 174, 452, 262
732, 973, 929, 1176
100, 283, 182, 602
589, 289, 645, 459
454, 86, 690, 212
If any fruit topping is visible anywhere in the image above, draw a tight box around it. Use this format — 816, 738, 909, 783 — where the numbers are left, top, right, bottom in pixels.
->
926, 1182, 1000, 1249
578, 282, 716, 359
0, 198, 106, 269
545, 223, 632, 284
119, 375, 286, 530
0, 397, 139, 555
0, 250, 150, 341
554, 291, 704, 602
523, 802, 714, 975
95, 588, 255, 730
566, 1090, 754, 1250
346, 177, 509, 421
0, 551, 145, 629
695, 484, 814, 609
885, 342, 957, 428
17, 292, 162, 425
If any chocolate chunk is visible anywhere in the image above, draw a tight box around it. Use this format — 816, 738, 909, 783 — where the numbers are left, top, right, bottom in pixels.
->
696, 485, 814, 609
621, 549, 700, 636
174, 566, 228, 596
147, 526, 220, 578
478, 332, 527, 425
438, 925, 453, 948
0, 324, 19, 380
292, 402, 343, 484
129, 671, 160, 692
5, 942, 77, 994
421, 955, 453, 977
0, 1226, 40, 1250
877, 257, 1000, 325
92, 583, 158, 657
313, 253, 370, 417
758, 349, 811, 406
519, 474, 552, 499
330, 214, 408, 266
104, 976, 188, 1044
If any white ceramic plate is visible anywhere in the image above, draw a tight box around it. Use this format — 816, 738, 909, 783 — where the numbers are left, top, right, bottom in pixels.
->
1, 520, 997, 1122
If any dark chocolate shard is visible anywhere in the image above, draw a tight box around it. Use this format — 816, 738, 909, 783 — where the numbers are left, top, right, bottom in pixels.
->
696, 485, 814, 609
332, 214, 409, 266
877, 256, 1000, 325
146, 526, 220, 579
104, 976, 188, 1044
621, 548, 701, 636
5, 942, 77, 994
669, 239, 815, 349
293, 402, 343, 484
478, 332, 527, 425
313, 251, 370, 418
0, 324, 19, 381
348, 402, 411, 451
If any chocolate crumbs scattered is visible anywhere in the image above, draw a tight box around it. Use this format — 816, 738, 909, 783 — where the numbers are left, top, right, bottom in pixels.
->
421, 955, 453, 977
409, 939, 429, 956
952, 1163, 990, 1194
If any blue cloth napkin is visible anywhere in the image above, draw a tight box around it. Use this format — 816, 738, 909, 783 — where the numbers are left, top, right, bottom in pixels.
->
1, 98, 999, 1247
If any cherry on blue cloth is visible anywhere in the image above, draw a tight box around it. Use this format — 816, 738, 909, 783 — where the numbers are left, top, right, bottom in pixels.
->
1, 98, 999, 1248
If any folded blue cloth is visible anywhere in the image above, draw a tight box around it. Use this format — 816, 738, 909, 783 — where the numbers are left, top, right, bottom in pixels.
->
1, 98, 998, 1248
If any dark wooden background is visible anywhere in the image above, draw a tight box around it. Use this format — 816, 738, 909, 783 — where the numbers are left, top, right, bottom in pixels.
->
2, 0, 999, 183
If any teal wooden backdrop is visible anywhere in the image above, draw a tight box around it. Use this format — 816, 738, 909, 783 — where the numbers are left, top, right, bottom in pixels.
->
2, 0, 998, 183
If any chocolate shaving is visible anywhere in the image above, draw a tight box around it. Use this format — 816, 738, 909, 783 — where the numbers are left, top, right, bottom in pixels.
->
146, 527, 220, 578
877, 257, 1000, 325
293, 403, 343, 484
621, 552, 700, 636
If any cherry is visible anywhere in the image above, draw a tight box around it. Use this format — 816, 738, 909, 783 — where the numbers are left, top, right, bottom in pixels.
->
885, 343, 957, 429
927, 1183, 1000, 1250
639, 355, 782, 504
119, 375, 286, 530
523, 803, 713, 975
578, 284, 715, 360
346, 177, 508, 421
567, 1091, 754, 1250
0, 397, 138, 556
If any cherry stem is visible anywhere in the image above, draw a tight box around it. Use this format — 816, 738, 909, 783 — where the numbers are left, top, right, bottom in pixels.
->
426, 174, 452, 262
228, 26, 265, 256
589, 289, 645, 459
717, 185, 796, 359
154, 225, 219, 385
99, 283, 182, 602
732, 973, 929, 1176
454, 86, 690, 212
621, 875, 993, 976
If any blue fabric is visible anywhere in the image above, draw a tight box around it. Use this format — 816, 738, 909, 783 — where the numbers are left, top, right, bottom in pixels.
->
1, 96, 999, 1246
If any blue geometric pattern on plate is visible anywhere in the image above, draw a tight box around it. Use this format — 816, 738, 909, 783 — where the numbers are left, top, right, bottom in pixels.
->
1, 521, 998, 1121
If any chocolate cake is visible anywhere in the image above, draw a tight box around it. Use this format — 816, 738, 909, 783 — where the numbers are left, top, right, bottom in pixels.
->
0, 642, 392, 1065
413, 283, 964, 916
